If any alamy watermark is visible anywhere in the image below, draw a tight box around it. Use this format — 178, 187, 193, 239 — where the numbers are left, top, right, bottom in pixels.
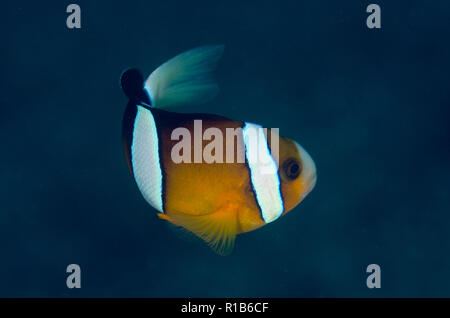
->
366, 264, 381, 289
66, 264, 81, 289
366, 4, 381, 29
170, 120, 280, 175
66, 4, 81, 29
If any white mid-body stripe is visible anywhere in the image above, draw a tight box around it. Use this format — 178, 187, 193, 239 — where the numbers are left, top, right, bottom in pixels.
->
131, 105, 164, 213
243, 122, 284, 223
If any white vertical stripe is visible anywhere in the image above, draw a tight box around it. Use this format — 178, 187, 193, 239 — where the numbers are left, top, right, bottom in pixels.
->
243, 122, 284, 223
294, 141, 317, 195
131, 106, 164, 213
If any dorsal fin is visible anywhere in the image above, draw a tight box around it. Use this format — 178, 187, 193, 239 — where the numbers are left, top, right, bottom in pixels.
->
144, 45, 224, 108
158, 203, 238, 256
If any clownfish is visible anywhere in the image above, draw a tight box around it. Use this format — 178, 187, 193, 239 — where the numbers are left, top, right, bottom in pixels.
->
120, 45, 316, 255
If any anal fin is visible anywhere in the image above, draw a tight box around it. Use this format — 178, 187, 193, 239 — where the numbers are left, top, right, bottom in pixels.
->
157, 204, 239, 256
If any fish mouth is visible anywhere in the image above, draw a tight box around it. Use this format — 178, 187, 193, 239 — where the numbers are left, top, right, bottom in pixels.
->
294, 141, 317, 197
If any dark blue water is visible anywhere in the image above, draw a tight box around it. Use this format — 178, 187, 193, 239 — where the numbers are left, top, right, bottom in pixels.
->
1, 1, 449, 297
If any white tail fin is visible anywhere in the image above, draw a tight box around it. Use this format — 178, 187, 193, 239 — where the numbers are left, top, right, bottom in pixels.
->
144, 45, 224, 108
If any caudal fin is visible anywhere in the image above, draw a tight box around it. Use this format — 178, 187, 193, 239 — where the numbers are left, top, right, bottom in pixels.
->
144, 45, 224, 108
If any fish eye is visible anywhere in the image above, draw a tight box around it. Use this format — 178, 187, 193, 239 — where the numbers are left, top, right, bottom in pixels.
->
283, 158, 301, 180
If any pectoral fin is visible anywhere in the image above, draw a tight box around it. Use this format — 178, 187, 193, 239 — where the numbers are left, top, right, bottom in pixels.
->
157, 204, 239, 256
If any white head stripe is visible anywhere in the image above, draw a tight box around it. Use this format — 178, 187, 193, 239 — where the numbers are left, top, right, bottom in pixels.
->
131, 106, 164, 212
243, 122, 284, 223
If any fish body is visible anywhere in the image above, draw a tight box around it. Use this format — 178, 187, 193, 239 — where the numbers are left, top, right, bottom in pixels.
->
121, 46, 316, 254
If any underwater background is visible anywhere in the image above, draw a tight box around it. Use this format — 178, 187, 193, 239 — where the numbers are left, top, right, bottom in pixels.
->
1, 0, 449, 297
